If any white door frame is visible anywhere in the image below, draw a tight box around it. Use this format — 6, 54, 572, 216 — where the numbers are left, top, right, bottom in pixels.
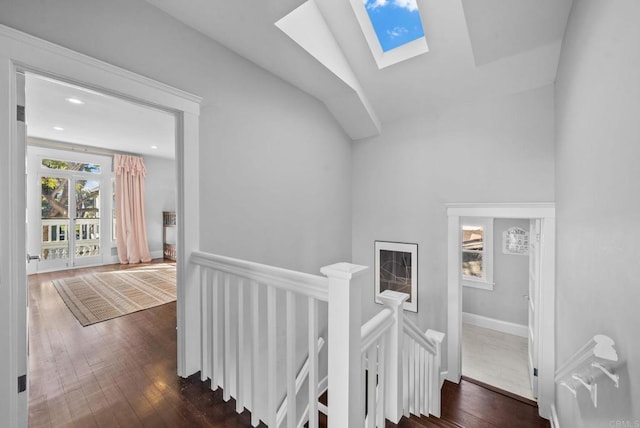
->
0, 25, 202, 427
446, 203, 555, 419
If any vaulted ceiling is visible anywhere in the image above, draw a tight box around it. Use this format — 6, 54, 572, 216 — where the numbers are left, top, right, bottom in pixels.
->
145, 0, 572, 140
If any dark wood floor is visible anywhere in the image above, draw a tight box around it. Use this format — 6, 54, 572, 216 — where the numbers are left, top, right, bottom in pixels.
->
28, 262, 550, 428
28, 261, 258, 428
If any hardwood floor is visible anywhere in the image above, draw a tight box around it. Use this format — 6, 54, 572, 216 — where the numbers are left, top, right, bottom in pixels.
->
28, 261, 550, 428
28, 261, 260, 428
398, 379, 550, 428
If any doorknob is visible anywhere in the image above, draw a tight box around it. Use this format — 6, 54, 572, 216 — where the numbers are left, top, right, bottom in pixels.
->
27, 253, 41, 263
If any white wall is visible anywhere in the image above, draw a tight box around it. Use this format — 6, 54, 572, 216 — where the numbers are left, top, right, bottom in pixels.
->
143, 155, 176, 258
0, 2, 352, 425
463, 218, 529, 326
555, 0, 640, 425
352, 85, 555, 366
0, 0, 352, 274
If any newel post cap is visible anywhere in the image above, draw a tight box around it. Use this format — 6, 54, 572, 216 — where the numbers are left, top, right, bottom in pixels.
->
377, 290, 409, 307
320, 262, 368, 280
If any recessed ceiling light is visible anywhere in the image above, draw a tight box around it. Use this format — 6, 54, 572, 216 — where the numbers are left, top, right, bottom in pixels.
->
66, 97, 84, 105
53, 126, 64, 131
151, 145, 158, 149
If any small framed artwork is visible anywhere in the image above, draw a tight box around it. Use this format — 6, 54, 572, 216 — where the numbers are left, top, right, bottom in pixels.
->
374, 241, 418, 312
502, 226, 529, 255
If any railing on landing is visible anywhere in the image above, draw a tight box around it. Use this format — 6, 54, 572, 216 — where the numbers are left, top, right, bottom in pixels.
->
191, 250, 445, 427
361, 290, 445, 426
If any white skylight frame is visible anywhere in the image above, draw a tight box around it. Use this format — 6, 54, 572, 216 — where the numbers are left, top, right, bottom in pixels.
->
350, 0, 429, 69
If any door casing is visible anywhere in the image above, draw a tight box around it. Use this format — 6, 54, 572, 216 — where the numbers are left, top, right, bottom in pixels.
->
0, 24, 202, 428
446, 203, 555, 419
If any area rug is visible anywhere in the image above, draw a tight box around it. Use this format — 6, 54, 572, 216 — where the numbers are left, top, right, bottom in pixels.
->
52, 264, 176, 326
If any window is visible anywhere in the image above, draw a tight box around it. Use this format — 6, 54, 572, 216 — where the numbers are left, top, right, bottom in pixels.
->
42, 158, 101, 174
350, 0, 429, 69
461, 218, 494, 290
363, 0, 425, 52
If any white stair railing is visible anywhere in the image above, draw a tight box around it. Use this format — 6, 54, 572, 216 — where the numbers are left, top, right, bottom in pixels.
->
191, 251, 445, 427
275, 337, 326, 428
360, 306, 395, 428
191, 251, 369, 427
402, 318, 445, 418
361, 290, 446, 425
555, 334, 620, 408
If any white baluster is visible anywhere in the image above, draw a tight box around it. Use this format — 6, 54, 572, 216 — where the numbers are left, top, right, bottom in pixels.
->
403, 337, 409, 417
308, 297, 318, 428
268, 286, 277, 427
251, 281, 260, 427
200, 267, 208, 381
223, 273, 231, 401
286, 291, 296, 428
236, 278, 245, 413
367, 345, 377, 428
211, 270, 220, 391
414, 342, 419, 414
377, 336, 387, 428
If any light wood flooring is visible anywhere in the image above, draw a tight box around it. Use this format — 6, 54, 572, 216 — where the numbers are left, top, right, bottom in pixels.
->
461, 322, 534, 401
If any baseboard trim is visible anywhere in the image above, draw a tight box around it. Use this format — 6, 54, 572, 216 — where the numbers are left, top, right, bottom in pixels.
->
462, 312, 528, 338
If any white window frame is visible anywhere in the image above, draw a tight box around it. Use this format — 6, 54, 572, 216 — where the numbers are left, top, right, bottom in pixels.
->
461, 217, 494, 290
348, 0, 429, 69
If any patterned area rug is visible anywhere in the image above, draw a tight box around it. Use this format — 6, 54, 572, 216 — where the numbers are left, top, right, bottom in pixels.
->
52, 264, 176, 326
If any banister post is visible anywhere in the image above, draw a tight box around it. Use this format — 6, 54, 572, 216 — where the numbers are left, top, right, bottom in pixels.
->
378, 290, 408, 424
321, 262, 368, 428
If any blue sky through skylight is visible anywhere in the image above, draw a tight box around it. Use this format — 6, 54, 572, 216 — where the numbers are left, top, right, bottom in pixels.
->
363, 0, 424, 52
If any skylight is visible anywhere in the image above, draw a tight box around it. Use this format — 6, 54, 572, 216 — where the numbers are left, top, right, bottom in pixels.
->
363, 0, 425, 52
351, 0, 429, 69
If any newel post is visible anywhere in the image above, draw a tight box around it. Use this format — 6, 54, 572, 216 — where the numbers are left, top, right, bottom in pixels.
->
426, 329, 445, 417
378, 290, 408, 423
321, 262, 368, 428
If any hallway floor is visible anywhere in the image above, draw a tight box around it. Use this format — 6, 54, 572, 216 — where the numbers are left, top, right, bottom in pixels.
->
462, 322, 534, 401
28, 262, 547, 427
28, 261, 260, 428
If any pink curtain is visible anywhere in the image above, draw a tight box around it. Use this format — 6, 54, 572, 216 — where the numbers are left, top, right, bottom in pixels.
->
114, 154, 152, 264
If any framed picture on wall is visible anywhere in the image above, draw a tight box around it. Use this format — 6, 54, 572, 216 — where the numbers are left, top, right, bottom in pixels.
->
374, 241, 418, 312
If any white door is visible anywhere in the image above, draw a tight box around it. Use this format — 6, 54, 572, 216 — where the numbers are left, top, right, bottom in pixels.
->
528, 218, 541, 398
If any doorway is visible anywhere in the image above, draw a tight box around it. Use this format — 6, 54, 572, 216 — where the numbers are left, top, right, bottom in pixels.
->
1, 26, 201, 427
27, 147, 113, 273
445, 203, 555, 419
460, 217, 537, 401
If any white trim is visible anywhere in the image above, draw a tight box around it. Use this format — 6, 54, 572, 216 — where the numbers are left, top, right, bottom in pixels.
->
0, 25, 202, 109
446, 203, 555, 420
0, 24, 201, 427
550, 404, 560, 428
462, 313, 528, 338
462, 280, 494, 291
446, 202, 556, 218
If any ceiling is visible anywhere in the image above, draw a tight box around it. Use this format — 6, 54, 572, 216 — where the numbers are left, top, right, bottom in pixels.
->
145, 0, 573, 140
25, 73, 176, 159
